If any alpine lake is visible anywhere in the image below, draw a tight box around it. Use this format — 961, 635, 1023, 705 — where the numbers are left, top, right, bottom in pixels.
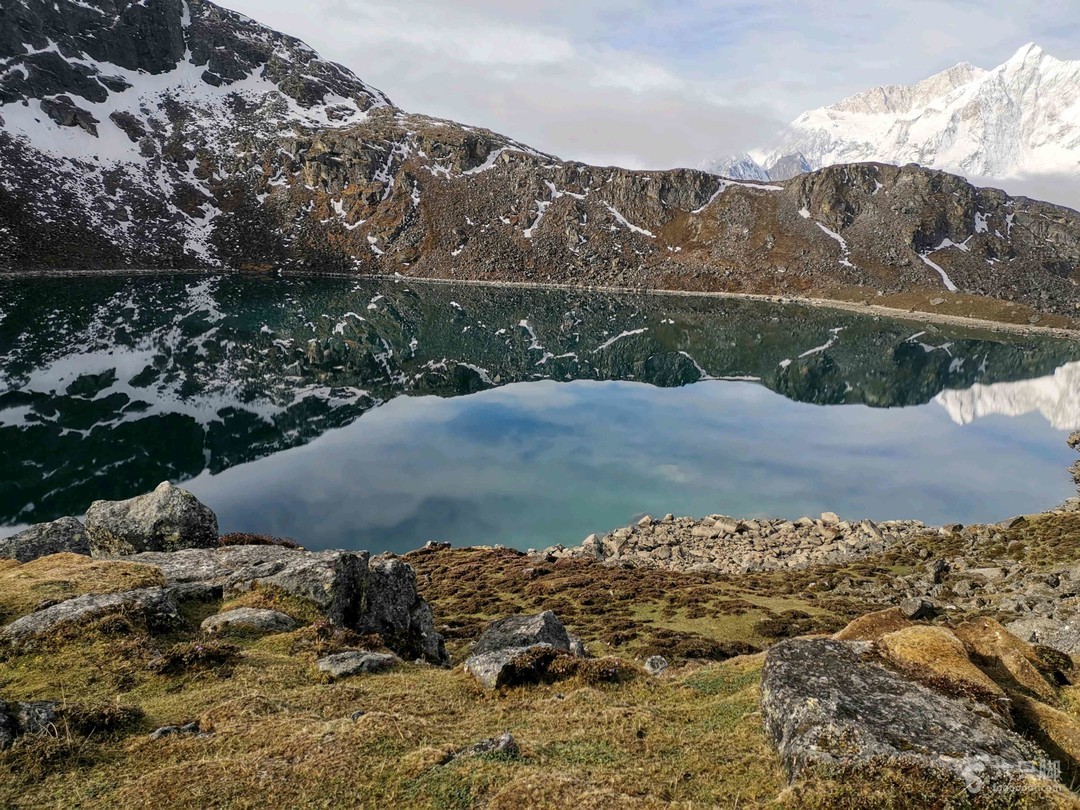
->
1, 273, 1078, 555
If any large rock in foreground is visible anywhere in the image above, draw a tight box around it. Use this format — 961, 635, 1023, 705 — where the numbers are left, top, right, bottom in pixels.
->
86, 482, 219, 556
0, 517, 90, 563
762, 638, 1046, 792
123, 546, 447, 665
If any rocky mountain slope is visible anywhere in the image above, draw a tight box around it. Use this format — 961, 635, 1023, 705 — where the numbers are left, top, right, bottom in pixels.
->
1, 2, 1079, 322
711, 44, 1080, 184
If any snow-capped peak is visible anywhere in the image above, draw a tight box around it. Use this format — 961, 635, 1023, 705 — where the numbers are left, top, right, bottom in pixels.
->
710, 44, 1080, 185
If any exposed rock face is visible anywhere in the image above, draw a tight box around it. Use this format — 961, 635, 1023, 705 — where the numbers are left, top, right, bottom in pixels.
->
126, 545, 368, 627
121, 545, 447, 664
1007, 616, 1080, 655
85, 482, 219, 556
0, 1, 1076, 321
316, 651, 400, 679
0, 587, 181, 647
200, 608, 299, 636
0, 517, 90, 563
762, 638, 1046, 791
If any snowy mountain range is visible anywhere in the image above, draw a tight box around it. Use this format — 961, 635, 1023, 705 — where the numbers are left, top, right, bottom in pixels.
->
710, 44, 1080, 184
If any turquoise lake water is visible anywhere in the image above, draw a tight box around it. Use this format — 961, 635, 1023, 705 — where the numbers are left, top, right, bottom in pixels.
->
1, 274, 1078, 553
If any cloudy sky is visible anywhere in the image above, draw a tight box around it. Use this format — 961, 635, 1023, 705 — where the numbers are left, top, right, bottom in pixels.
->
226, 0, 1080, 172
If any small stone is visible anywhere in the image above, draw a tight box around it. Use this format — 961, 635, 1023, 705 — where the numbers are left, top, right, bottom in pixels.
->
930, 297, 946, 306
15, 702, 59, 735
820, 512, 841, 526
662, 514, 675, 524
460, 732, 519, 759
637, 516, 653, 528
644, 655, 669, 676
200, 608, 300, 636
317, 651, 401, 679
149, 722, 203, 741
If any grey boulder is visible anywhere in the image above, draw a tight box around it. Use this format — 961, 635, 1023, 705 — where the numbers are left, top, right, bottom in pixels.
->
86, 481, 219, 556
1, 587, 181, 647
464, 645, 554, 689
0, 517, 90, 563
473, 611, 571, 656
317, 651, 400, 679
200, 608, 299, 636
762, 638, 1048, 793
465, 611, 576, 688
362, 556, 446, 664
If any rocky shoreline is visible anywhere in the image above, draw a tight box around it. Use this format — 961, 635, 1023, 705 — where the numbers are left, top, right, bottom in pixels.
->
538, 512, 927, 574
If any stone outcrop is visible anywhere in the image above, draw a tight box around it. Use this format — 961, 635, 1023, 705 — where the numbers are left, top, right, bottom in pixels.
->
363, 556, 446, 664
122, 545, 447, 664
200, 608, 299, 636
85, 482, 219, 556
1, 587, 181, 647
0, 517, 90, 563
762, 638, 1047, 792
539, 513, 924, 574
767, 614, 1080, 794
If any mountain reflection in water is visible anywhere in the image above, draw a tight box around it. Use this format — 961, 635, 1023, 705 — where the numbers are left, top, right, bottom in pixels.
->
1, 273, 1078, 551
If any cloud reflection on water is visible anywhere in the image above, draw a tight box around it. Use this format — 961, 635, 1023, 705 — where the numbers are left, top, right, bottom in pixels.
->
182, 378, 1078, 554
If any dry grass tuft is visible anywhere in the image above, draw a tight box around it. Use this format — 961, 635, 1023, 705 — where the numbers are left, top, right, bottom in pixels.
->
146, 641, 241, 677
0, 553, 165, 625
876, 626, 1007, 711
219, 585, 325, 625
834, 608, 913, 642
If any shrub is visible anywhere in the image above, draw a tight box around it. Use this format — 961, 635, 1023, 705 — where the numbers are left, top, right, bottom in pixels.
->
147, 641, 241, 676
641, 628, 759, 662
